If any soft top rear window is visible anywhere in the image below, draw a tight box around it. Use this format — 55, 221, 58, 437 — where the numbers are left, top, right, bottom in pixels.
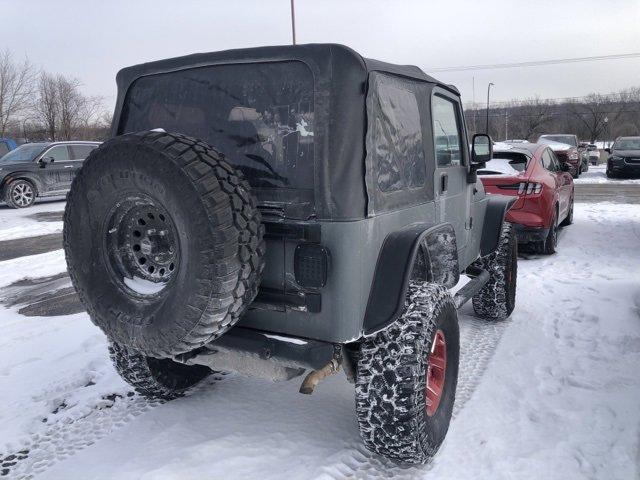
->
119, 61, 315, 214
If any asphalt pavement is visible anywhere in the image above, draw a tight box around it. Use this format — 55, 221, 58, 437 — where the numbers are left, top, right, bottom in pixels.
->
574, 183, 640, 204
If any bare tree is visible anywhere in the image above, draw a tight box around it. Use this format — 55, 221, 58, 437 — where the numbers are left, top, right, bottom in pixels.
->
0, 50, 36, 137
516, 97, 556, 140
75, 94, 107, 139
34, 72, 59, 141
56, 75, 84, 140
568, 94, 619, 143
33, 72, 107, 141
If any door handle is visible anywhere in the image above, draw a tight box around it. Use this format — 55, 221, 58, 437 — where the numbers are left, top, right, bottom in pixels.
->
440, 173, 448, 193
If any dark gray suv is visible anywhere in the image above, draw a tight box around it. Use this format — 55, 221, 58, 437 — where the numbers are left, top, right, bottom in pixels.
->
0, 141, 99, 208
63, 44, 517, 464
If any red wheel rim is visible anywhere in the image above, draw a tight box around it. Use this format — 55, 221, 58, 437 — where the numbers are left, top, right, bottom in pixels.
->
425, 329, 447, 417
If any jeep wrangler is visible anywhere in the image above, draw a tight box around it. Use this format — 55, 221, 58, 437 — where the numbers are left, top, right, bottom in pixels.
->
63, 44, 517, 464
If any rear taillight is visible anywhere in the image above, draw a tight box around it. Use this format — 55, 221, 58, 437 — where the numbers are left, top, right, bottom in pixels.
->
498, 182, 542, 195
526, 182, 543, 194
294, 244, 330, 288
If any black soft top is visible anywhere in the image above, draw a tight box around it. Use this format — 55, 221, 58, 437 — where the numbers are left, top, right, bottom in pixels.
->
114, 44, 456, 97
112, 44, 457, 220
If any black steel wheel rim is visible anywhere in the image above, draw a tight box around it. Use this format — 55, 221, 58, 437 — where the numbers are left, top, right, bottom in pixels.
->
104, 195, 179, 297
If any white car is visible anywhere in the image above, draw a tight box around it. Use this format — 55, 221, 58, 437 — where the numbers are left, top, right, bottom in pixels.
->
586, 144, 600, 164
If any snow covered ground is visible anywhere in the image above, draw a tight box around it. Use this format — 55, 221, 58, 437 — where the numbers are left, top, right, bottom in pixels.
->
0, 200, 65, 242
1, 202, 639, 479
575, 164, 640, 184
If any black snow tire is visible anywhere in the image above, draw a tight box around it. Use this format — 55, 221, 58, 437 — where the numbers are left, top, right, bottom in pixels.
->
355, 283, 459, 465
560, 199, 574, 227
540, 209, 558, 255
471, 221, 517, 320
109, 341, 211, 400
4, 179, 36, 208
64, 131, 265, 358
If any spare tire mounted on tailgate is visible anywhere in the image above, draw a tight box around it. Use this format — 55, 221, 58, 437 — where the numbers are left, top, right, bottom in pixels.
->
64, 131, 265, 358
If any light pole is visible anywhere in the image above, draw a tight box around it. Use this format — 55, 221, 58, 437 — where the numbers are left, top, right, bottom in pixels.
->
472, 76, 476, 133
22, 117, 33, 142
290, 0, 296, 45
603, 116, 609, 150
504, 109, 509, 141
486, 82, 494, 135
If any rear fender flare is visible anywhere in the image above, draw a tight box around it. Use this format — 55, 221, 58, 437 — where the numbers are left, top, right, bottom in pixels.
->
362, 222, 459, 336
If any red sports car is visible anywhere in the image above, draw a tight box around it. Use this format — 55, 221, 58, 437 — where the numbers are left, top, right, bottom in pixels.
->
479, 142, 574, 254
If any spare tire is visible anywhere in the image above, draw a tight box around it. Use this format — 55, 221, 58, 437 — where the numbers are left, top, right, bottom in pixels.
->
64, 131, 265, 357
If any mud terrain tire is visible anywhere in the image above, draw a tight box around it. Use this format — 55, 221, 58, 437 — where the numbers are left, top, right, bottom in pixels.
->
471, 222, 517, 319
356, 283, 459, 465
109, 341, 212, 400
64, 131, 265, 357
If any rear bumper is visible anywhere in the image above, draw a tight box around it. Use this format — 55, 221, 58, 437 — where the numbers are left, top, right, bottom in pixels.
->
180, 326, 336, 381
506, 208, 547, 229
513, 223, 549, 243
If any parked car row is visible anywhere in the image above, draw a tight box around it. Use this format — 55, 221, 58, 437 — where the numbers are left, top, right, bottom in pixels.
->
0, 141, 100, 208
480, 141, 574, 254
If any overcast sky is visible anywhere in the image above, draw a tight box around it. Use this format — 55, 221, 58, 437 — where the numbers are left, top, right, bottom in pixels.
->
2, 0, 639, 110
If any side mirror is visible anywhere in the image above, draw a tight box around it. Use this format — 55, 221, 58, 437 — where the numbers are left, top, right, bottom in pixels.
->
39, 156, 54, 164
471, 134, 492, 164
604, 148, 611, 154
560, 162, 570, 172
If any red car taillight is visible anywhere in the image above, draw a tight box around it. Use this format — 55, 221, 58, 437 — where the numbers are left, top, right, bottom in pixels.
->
498, 182, 542, 195
527, 182, 543, 194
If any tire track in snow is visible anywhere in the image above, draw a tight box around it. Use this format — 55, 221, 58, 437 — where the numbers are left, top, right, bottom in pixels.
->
0, 393, 158, 479
0, 374, 227, 479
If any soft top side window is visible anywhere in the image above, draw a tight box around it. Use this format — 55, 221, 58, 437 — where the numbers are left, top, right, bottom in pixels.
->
369, 75, 426, 193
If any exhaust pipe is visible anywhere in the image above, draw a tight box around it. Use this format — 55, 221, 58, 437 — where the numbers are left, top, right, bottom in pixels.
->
299, 358, 341, 395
